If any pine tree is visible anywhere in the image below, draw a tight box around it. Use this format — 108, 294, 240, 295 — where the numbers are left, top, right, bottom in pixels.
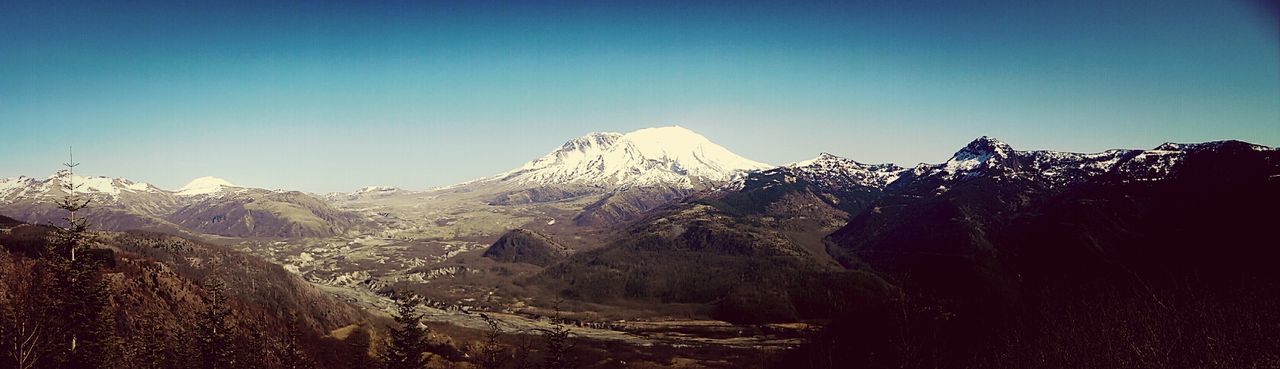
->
538, 301, 576, 369
382, 292, 429, 369
538, 325, 574, 369
344, 324, 375, 369
47, 148, 116, 369
196, 278, 233, 369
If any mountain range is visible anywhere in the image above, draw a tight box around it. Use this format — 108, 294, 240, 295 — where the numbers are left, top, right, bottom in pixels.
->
2, 127, 1274, 248
2, 126, 1278, 369
0, 173, 368, 238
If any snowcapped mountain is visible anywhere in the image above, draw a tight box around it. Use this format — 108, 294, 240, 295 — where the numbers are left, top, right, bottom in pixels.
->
725, 152, 904, 193
787, 153, 905, 189
0, 171, 182, 231
0, 170, 170, 205
897, 137, 1278, 192
175, 176, 241, 197
493, 126, 774, 189
0, 172, 367, 237
710, 152, 905, 229
323, 186, 405, 201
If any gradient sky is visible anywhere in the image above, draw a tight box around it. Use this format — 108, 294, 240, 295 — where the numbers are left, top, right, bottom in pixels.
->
2, 0, 1277, 193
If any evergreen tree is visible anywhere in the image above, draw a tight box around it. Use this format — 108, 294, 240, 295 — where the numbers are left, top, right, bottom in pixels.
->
538, 301, 576, 369
46, 149, 117, 369
538, 325, 574, 369
196, 278, 233, 369
382, 293, 429, 369
344, 325, 375, 369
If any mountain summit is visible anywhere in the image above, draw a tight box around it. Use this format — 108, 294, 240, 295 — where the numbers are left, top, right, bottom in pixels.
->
495, 126, 773, 189
941, 136, 1018, 175
175, 176, 240, 196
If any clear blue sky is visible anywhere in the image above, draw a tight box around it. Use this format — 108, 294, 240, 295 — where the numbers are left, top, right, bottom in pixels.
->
2, 0, 1277, 193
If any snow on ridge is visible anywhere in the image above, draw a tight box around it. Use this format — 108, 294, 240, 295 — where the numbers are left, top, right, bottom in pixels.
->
0, 172, 165, 202
906, 136, 1277, 187
358, 186, 399, 193
941, 136, 1015, 176
785, 152, 905, 188
789, 152, 844, 168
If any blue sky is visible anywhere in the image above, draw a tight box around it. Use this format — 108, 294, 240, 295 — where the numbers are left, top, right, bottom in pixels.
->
2, 0, 1277, 192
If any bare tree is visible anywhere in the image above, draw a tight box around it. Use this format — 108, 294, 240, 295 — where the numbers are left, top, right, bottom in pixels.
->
0, 257, 47, 369
476, 313, 506, 369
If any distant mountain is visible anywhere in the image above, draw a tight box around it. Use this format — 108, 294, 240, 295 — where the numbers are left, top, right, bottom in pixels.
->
534, 137, 1280, 330
323, 186, 406, 202
806, 138, 1280, 367
167, 188, 368, 238
175, 176, 241, 197
831, 137, 1280, 295
0, 170, 178, 212
784, 153, 905, 189
354, 126, 779, 233
712, 153, 904, 227
0, 171, 186, 233
491, 126, 773, 190
0, 173, 367, 238
886, 136, 1273, 195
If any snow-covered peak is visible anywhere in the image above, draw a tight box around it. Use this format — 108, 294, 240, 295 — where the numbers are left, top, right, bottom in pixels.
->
495, 126, 773, 189
175, 176, 239, 196
559, 132, 624, 152
790, 153, 844, 168
788, 153, 904, 189
1, 172, 166, 203
896, 137, 1280, 193
358, 186, 400, 193
942, 136, 1017, 175
322, 185, 405, 202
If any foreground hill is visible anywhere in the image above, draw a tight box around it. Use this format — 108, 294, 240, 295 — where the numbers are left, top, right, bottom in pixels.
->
0, 217, 374, 368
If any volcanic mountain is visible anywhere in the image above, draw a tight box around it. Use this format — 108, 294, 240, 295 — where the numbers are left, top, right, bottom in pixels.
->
534, 137, 1280, 328
327, 126, 779, 246
491, 126, 773, 190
